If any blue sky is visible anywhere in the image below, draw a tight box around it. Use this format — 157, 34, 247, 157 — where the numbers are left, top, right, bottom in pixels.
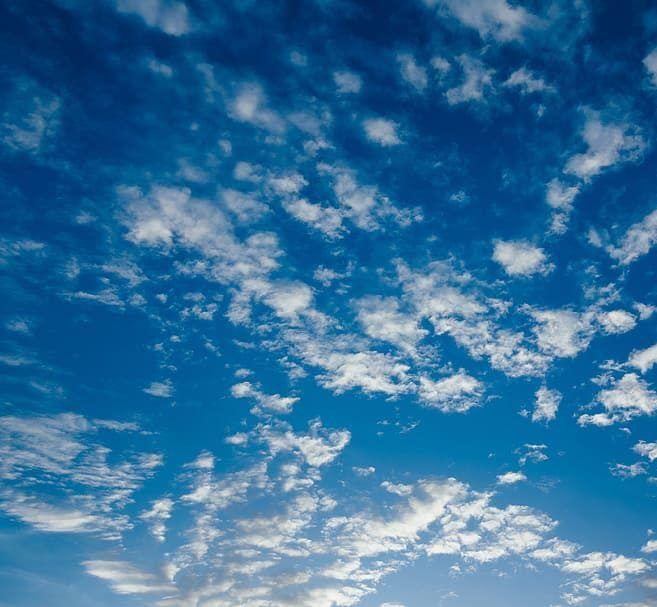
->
2, 1, 657, 606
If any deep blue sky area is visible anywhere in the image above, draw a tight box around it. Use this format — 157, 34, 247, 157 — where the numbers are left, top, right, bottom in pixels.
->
2, 1, 657, 606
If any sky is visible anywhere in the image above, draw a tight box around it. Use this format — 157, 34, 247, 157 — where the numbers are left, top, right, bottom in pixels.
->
2, 0, 657, 606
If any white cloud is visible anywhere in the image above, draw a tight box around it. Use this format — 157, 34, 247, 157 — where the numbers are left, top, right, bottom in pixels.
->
228, 83, 285, 133
334, 70, 362, 94
529, 308, 593, 359
610, 462, 647, 478
418, 371, 483, 413
641, 539, 657, 553
497, 471, 527, 485
607, 207, 657, 266
140, 498, 174, 542
143, 380, 174, 398
597, 310, 637, 335
634, 441, 657, 462
381, 481, 413, 496
2, 83, 60, 154
503, 67, 551, 94
564, 111, 645, 181
231, 381, 299, 415
532, 386, 561, 423
0, 412, 160, 540
578, 373, 657, 426
434, 0, 540, 41
446, 55, 494, 105
397, 53, 428, 92
627, 344, 657, 373
353, 466, 375, 477
356, 296, 427, 355
260, 420, 351, 467
363, 118, 402, 146
492, 240, 552, 277
221, 188, 268, 223
643, 47, 657, 86
83, 560, 176, 595
282, 198, 344, 238
114, 0, 190, 36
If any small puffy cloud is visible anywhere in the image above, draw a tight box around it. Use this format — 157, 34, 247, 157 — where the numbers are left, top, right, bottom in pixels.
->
609, 462, 647, 478
353, 466, 376, 477
418, 371, 483, 413
363, 118, 402, 146
529, 308, 593, 359
231, 381, 298, 415
434, 0, 540, 41
546, 179, 579, 210
532, 386, 561, 423
564, 111, 645, 182
431, 56, 451, 74
607, 207, 657, 266
114, 0, 190, 36
497, 471, 527, 485
228, 83, 284, 133
282, 198, 344, 238
641, 539, 657, 553
397, 53, 428, 92
492, 240, 552, 277
597, 309, 636, 335
634, 441, 657, 462
643, 47, 657, 86
446, 55, 494, 105
334, 70, 362, 94
578, 373, 657, 426
2, 83, 60, 155
356, 296, 427, 355
143, 380, 174, 398
503, 67, 552, 94
381, 480, 413, 496
262, 419, 351, 467
221, 189, 268, 223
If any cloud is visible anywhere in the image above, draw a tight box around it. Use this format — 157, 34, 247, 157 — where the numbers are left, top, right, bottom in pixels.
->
139, 498, 174, 542
363, 118, 402, 146
642, 539, 657, 554
231, 381, 299, 415
627, 344, 657, 373
2, 80, 60, 154
503, 67, 552, 94
334, 70, 362, 94
532, 386, 561, 423
609, 462, 647, 478
634, 441, 657, 462
578, 373, 657, 426
597, 310, 637, 335
143, 380, 174, 398
83, 560, 176, 595
0, 412, 160, 539
492, 240, 552, 277
445, 55, 494, 105
497, 471, 527, 485
564, 111, 646, 181
433, 0, 540, 41
644, 47, 657, 86
397, 53, 428, 92
228, 83, 285, 133
356, 296, 427, 355
529, 308, 594, 359
607, 206, 657, 266
418, 371, 483, 413
114, 0, 190, 36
